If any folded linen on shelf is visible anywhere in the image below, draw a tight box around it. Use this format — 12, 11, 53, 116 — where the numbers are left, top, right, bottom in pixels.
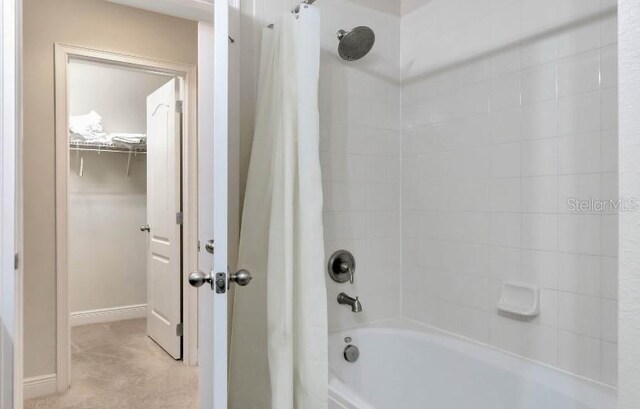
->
69, 110, 105, 139
110, 133, 147, 144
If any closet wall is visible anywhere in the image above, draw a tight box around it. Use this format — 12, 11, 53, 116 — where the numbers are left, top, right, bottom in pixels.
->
67, 60, 168, 320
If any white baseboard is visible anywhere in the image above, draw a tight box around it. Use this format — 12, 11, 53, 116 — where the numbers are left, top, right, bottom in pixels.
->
70, 304, 147, 327
24, 374, 57, 400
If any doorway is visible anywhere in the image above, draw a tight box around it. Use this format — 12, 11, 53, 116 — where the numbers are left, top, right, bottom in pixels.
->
2, 0, 235, 407
22, 45, 198, 407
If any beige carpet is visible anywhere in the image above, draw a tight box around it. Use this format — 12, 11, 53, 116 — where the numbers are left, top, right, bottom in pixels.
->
25, 319, 198, 409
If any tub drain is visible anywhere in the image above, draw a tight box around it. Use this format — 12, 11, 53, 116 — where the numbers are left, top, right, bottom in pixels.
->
343, 344, 360, 363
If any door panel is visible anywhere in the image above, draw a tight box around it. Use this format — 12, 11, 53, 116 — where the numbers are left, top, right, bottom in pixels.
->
146, 78, 182, 359
212, 0, 230, 405
196, 0, 229, 405
197, 21, 216, 409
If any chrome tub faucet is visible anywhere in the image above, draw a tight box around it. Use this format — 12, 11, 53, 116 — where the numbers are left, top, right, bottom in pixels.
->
338, 292, 362, 313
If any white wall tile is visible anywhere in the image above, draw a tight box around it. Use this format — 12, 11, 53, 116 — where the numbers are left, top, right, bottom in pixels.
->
490, 213, 522, 247
522, 138, 558, 176
600, 257, 618, 300
558, 50, 601, 97
521, 100, 559, 140
558, 91, 601, 135
558, 174, 601, 214
601, 131, 618, 172
490, 143, 522, 178
601, 87, 618, 131
491, 178, 522, 212
558, 214, 602, 254
523, 214, 558, 251
522, 36, 558, 68
600, 45, 618, 89
522, 176, 558, 213
602, 341, 618, 386
601, 299, 617, 343
558, 132, 602, 174
559, 330, 602, 380
522, 63, 558, 105
522, 250, 558, 289
490, 72, 522, 111
321, 1, 402, 332
400, 0, 617, 385
490, 108, 523, 144
559, 292, 602, 338
558, 253, 602, 296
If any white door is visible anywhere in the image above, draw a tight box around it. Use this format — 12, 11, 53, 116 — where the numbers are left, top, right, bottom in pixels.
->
191, 0, 247, 407
145, 78, 183, 360
1, 0, 22, 406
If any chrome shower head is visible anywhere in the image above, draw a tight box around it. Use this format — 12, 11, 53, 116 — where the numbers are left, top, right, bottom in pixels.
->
336, 26, 375, 61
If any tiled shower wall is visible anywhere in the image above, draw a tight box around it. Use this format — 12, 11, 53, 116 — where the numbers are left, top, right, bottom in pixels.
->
317, 0, 402, 330
400, 0, 618, 385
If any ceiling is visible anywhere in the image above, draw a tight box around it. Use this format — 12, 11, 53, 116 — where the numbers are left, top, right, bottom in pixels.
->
104, 0, 214, 22
344, 0, 434, 16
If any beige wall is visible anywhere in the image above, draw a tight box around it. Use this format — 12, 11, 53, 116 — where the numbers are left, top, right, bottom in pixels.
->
23, 0, 197, 378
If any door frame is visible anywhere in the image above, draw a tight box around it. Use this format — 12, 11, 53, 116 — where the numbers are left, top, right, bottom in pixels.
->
53, 44, 199, 393
1, 0, 23, 407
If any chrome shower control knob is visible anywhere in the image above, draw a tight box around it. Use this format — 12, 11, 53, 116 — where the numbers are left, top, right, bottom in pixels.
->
344, 344, 360, 363
328, 250, 356, 284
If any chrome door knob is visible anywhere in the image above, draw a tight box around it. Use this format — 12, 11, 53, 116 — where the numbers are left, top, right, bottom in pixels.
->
189, 270, 212, 288
204, 239, 215, 254
140, 224, 151, 232
230, 269, 252, 286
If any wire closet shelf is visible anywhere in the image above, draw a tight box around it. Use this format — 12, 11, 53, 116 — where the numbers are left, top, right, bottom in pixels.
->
69, 140, 147, 155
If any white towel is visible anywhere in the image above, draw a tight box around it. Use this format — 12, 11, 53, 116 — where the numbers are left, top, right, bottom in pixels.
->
110, 133, 147, 144
69, 111, 105, 139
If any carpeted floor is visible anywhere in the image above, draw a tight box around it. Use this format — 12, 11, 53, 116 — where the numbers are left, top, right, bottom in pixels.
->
24, 319, 198, 409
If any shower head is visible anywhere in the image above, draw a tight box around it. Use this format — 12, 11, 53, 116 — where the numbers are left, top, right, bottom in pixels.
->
336, 26, 375, 61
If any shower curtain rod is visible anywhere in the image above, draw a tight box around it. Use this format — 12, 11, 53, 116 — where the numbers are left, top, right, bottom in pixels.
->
267, 0, 318, 28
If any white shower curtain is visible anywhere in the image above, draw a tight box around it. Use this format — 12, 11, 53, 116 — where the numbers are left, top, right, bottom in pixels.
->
236, 5, 328, 409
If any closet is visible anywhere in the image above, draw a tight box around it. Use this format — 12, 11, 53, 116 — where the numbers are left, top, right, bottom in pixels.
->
66, 58, 178, 347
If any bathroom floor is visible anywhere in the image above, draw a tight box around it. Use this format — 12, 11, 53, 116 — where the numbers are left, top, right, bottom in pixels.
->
24, 319, 198, 409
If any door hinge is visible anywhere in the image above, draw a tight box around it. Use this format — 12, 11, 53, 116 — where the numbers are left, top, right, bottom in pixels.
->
14, 253, 19, 270
176, 322, 184, 337
176, 100, 184, 113
176, 212, 184, 225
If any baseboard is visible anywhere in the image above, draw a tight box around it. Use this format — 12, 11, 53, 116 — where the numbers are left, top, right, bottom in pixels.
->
70, 304, 147, 327
24, 374, 57, 400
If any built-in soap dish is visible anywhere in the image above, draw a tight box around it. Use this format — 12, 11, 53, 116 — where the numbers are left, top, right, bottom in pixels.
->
496, 281, 540, 319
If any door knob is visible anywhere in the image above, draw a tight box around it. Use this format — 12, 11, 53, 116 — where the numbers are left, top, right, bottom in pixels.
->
140, 224, 151, 232
189, 270, 212, 288
230, 269, 252, 286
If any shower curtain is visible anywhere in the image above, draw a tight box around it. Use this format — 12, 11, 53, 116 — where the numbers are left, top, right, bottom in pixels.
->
235, 5, 328, 409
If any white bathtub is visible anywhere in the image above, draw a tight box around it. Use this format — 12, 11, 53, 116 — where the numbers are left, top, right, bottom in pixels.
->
328, 321, 617, 409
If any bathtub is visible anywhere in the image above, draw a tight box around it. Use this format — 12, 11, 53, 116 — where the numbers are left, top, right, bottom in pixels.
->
328, 321, 617, 409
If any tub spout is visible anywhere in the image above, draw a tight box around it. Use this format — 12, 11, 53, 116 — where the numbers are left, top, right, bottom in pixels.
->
338, 292, 363, 313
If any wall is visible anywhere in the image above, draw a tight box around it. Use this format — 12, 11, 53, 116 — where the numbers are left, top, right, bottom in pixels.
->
67, 60, 169, 315
318, 0, 401, 330
401, 0, 618, 385
68, 60, 172, 136
619, 0, 640, 405
23, 0, 197, 379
